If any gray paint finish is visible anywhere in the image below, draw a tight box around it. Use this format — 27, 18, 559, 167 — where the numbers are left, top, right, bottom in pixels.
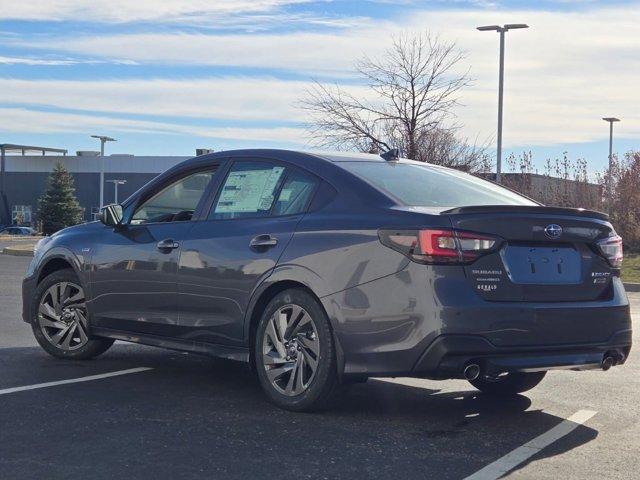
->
21, 149, 632, 381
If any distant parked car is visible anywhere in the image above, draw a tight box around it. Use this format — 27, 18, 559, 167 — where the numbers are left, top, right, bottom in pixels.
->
1, 226, 36, 236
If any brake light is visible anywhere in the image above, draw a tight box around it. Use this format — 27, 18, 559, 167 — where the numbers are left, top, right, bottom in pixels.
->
379, 229, 499, 265
597, 235, 623, 268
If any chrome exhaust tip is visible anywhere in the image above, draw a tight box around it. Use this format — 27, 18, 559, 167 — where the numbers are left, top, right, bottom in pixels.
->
601, 355, 615, 371
463, 363, 481, 381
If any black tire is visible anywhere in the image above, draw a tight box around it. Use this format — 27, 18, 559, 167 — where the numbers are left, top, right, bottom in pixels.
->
254, 288, 339, 412
31, 269, 114, 360
469, 371, 546, 395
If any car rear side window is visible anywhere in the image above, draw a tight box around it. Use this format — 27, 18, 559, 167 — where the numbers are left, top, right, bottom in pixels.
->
211, 161, 286, 220
272, 169, 318, 216
340, 161, 537, 207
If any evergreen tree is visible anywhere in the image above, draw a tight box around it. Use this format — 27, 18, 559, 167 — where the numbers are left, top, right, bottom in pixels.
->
37, 162, 84, 234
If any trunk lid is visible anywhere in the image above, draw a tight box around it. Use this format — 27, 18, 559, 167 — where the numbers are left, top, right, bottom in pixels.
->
443, 206, 617, 302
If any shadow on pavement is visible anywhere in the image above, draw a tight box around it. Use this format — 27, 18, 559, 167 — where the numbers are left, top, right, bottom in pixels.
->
0, 344, 598, 480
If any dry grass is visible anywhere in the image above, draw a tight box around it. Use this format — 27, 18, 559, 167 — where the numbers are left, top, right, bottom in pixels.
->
622, 254, 640, 284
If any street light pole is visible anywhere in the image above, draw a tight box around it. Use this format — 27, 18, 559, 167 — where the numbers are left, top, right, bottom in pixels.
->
477, 23, 529, 184
602, 117, 620, 209
91, 135, 116, 209
497, 29, 505, 185
106, 179, 126, 204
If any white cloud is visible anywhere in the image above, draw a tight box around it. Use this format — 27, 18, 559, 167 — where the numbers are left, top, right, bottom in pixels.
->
0, 77, 318, 121
20, 31, 388, 75
0, 0, 314, 23
0, 56, 78, 65
4, 4, 640, 149
0, 107, 308, 144
0, 56, 137, 65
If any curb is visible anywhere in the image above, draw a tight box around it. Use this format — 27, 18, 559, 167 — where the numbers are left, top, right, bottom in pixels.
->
624, 283, 640, 293
1, 246, 34, 257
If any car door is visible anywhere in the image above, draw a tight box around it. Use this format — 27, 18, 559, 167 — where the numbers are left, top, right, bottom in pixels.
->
176, 159, 320, 346
88, 167, 217, 337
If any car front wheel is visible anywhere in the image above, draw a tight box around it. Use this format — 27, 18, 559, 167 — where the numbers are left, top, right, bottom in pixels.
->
31, 269, 114, 360
255, 288, 338, 412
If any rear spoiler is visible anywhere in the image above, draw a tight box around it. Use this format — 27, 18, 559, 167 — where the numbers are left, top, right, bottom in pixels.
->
442, 205, 610, 221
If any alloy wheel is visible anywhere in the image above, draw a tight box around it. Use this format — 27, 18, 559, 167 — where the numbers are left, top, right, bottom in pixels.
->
38, 281, 89, 351
261, 304, 320, 396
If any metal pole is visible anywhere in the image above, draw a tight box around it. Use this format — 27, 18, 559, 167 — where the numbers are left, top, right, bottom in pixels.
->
99, 139, 105, 209
0, 146, 6, 225
496, 29, 505, 184
602, 117, 620, 211
114, 181, 119, 204
478, 24, 528, 183
608, 121, 614, 176
607, 121, 614, 213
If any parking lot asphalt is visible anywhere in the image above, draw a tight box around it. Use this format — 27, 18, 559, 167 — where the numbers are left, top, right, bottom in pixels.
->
1, 255, 638, 480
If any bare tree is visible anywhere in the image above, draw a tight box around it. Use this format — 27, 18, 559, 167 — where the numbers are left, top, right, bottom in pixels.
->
301, 31, 476, 167
500, 151, 603, 211
413, 128, 491, 172
602, 151, 640, 251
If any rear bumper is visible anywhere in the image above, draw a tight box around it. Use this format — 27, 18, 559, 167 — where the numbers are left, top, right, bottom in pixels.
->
322, 262, 632, 379
412, 329, 632, 378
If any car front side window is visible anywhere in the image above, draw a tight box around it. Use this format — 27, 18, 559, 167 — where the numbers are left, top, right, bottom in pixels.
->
131, 169, 216, 225
210, 161, 286, 220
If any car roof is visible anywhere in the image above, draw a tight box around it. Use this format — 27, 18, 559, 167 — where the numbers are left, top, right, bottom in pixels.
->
123, 148, 403, 209
190, 148, 439, 169
193, 148, 383, 163
130, 148, 462, 210
302, 150, 389, 162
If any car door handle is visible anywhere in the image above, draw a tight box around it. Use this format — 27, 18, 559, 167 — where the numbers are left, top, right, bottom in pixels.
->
250, 234, 278, 249
156, 239, 180, 251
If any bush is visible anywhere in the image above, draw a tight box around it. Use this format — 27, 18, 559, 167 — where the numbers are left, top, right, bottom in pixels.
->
499, 150, 639, 251
605, 151, 640, 252
501, 151, 602, 211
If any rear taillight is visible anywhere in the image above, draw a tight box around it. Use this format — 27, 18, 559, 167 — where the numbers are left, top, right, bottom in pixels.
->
597, 235, 623, 268
379, 228, 500, 265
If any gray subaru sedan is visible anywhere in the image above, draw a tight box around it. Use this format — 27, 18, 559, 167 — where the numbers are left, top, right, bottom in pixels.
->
22, 149, 631, 411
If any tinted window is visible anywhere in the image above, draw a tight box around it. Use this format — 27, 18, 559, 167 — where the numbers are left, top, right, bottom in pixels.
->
131, 169, 216, 224
272, 169, 318, 216
340, 162, 536, 207
211, 162, 286, 220
308, 181, 337, 211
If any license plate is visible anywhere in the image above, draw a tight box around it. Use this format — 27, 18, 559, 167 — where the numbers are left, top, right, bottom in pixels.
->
501, 245, 582, 284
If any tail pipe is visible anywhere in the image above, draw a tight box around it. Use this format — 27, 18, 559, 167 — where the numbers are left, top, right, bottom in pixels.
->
601, 354, 616, 371
463, 363, 481, 381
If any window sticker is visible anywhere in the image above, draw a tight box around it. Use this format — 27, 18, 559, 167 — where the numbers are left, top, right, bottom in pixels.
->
278, 189, 292, 202
216, 167, 284, 213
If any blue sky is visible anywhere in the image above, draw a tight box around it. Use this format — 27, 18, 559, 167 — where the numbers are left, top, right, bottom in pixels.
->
0, 0, 638, 174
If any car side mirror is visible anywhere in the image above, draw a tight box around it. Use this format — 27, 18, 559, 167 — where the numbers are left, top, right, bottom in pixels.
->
98, 204, 124, 227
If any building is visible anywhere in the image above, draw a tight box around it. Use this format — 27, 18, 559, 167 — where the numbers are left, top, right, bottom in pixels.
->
0, 143, 190, 226
479, 172, 603, 209
1, 143, 604, 227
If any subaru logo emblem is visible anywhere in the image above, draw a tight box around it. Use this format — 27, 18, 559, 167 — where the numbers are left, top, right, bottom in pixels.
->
544, 224, 562, 239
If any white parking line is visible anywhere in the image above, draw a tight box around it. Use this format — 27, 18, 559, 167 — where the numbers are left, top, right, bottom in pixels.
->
0, 367, 153, 395
464, 409, 597, 480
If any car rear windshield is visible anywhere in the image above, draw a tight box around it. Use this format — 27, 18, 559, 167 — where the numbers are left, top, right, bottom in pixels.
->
340, 161, 537, 207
